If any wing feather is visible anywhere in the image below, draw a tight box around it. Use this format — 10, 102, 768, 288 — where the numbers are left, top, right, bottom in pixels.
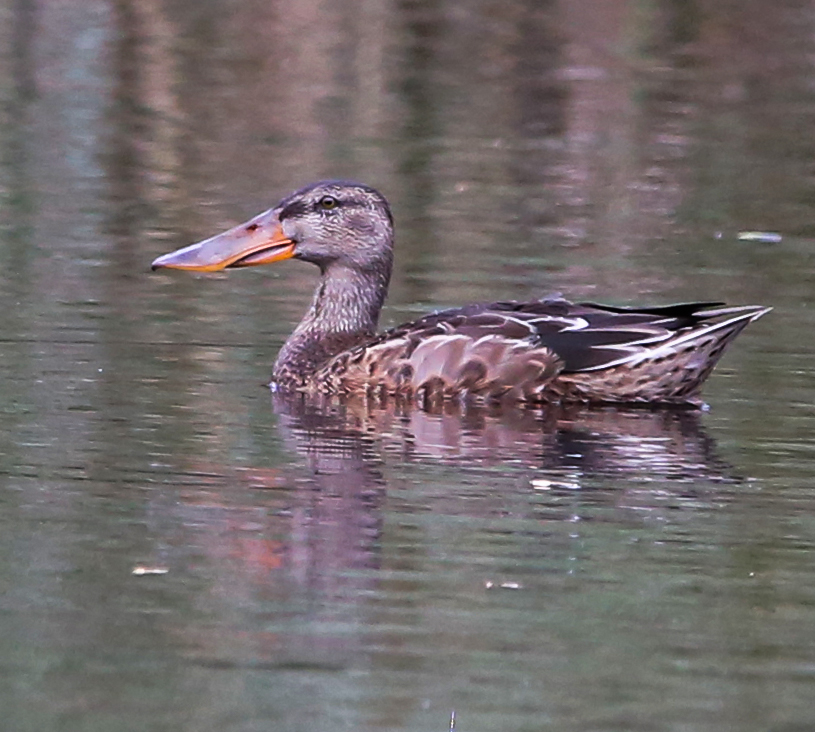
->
313, 295, 769, 403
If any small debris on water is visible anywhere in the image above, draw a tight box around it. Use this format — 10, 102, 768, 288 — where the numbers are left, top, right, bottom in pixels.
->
737, 231, 782, 244
132, 565, 169, 576
485, 580, 522, 590
531, 477, 581, 491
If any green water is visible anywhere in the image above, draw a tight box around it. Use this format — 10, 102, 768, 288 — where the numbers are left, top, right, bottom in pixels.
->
1, 1, 814, 730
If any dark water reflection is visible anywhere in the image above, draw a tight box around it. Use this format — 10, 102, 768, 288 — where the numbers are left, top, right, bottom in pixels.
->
3, 0, 815, 730
3, 397, 761, 730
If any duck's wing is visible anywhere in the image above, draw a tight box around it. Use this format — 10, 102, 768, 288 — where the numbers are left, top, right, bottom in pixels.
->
318, 298, 567, 400
318, 296, 770, 404
494, 298, 770, 372
536, 298, 771, 402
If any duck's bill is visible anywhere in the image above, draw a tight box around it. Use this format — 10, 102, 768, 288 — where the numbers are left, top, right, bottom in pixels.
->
151, 209, 295, 272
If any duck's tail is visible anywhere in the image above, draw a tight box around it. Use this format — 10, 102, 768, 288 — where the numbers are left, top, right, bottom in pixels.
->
555, 305, 771, 405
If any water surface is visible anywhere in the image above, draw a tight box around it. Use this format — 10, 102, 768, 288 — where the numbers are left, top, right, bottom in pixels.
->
2, 1, 815, 730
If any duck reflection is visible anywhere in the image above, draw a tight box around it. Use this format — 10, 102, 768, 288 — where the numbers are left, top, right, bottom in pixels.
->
257, 395, 741, 600
164, 397, 739, 676
273, 393, 737, 486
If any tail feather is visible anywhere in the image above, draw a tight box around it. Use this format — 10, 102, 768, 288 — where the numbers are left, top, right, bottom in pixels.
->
558, 306, 771, 403
580, 306, 771, 372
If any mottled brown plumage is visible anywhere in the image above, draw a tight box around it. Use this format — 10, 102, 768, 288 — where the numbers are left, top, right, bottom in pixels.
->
152, 181, 770, 406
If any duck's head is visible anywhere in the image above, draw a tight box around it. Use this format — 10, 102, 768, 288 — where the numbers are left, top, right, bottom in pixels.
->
151, 180, 394, 275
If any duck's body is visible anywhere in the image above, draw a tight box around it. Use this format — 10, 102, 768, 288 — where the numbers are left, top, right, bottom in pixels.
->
275, 296, 767, 405
152, 181, 769, 406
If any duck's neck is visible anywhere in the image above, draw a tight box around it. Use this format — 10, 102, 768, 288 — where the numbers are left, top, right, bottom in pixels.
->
273, 261, 391, 384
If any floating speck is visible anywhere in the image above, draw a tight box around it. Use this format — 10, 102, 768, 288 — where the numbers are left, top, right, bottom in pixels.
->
531, 477, 581, 491
132, 565, 169, 576
737, 231, 782, 244
485, 580, 522, 590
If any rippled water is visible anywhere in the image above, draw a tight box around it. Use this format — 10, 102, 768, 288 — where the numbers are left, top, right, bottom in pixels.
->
2, 1, 815, 730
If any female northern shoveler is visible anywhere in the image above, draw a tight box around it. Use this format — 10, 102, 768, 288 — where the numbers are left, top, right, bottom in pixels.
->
152, 181, 769, 405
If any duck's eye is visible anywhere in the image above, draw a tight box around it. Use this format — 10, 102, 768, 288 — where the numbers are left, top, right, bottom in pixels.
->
318, 195, 338, 211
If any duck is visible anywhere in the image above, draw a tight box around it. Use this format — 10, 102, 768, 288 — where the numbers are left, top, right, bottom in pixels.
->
152, 180, 770, 406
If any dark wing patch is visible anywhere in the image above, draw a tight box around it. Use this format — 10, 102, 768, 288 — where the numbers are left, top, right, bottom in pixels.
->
372, 296, 749, 374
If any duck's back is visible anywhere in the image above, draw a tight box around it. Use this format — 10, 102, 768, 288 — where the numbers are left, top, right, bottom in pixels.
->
302, 296, 770, 405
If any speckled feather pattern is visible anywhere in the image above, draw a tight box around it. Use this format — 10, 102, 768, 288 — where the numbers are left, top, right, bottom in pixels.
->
276, 296, 769, 405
